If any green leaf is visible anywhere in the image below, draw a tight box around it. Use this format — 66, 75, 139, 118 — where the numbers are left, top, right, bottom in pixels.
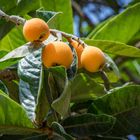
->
0, 50, 8, 58
52, 122, 74, 140
18, 48, 42, 120
71, 73, 106, 102
0, 80, 8, 94
41, 66, 69, 117
1, 79, 20, 103
90, 3, 140, 43
88, 85, 140, 136
52, 81, 71, 117
0, 26, 26, 52
0, 90, 39, 135
62, 113, 116, 138
88, 17, 113, 38
83, 39, 140, 57
36, 9, 62, 24
35, 66, 50, 125
41, 0, 73, 33
0, 0, 17, 12
48, 66, 67, 96
10, 0, 38, 15
0, 43, 31, 70
128, 30, 140, 45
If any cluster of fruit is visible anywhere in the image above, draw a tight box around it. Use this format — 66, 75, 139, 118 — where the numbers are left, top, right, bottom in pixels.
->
23, 18, 105, 72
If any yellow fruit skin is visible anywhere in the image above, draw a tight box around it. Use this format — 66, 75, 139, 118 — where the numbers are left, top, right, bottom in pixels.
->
42, 41, 73, 68
23, 18, 50, 42
70, 40, 84, 68
81, 46, 105, 72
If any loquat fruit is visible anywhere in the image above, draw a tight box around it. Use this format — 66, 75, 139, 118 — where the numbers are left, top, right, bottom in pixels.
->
23, 18, 50, 42
81, 46, 105, 72
70, 40, 84, 68
42, 41, 73, 68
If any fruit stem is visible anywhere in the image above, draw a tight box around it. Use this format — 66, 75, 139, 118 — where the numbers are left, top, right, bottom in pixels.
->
100, 70, 110, 91
0, 9, 25, 25
50, 29, 87, 47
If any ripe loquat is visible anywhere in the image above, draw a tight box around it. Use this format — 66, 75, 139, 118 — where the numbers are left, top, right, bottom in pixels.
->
81, 46, 105, 72
23, 18, 50, 42
42, 41, 73, 68
70, 40, 84, 68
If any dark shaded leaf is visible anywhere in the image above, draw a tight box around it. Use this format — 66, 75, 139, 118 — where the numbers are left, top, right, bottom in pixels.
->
62, 113, 116, 138
52, 81, 71, 117
52, 122, 74, 140
88, 85, 140, 136
35, 66, 50, 125
48, 66, 66, 96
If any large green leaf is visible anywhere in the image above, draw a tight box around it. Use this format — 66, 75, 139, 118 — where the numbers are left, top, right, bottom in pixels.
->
88, 17, 113, 39
0, 90, 39, 135
90, 3, 140, 44
83, 39, 140, 57
62, 113, 116, 138
88, 85, 140, 136
0, 0, 17, 12
128, 30, 140, 45
0, 26, 26, 52
41, 0, 73, 33
18, 48, 42, 120
71, 73, 106, 102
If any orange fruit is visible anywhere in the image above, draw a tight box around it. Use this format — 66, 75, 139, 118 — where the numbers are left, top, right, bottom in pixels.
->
42, 41, 73, 68
23, 18, 50, 42
81, 46, 105, 72
70, 40, 84, 68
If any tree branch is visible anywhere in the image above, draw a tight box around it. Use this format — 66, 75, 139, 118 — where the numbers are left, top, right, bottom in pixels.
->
50, 29, 87, 47
72, 0, 94, 28
0, 68, 18, 82
0, 9, 25, 25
